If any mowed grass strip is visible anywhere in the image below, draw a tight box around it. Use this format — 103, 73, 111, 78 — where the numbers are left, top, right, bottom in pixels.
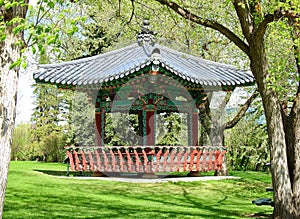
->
3, 162, 273, 219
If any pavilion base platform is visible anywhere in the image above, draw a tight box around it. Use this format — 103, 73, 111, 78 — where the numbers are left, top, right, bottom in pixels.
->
66, 146, 226, 177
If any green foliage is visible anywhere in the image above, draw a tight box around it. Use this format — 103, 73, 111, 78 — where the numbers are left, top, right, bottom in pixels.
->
265, 20, 299, 106
39, 132, 67, 162
11, 123, 33, 161
225, 104, 269, 171
26, 0, 83, 52
105, 113, 139, 146
156, 113, 188, 146
0, 0, 85, 69
31, 83, 72, 161
11, 123, 67, 162
70, 91, 95, 146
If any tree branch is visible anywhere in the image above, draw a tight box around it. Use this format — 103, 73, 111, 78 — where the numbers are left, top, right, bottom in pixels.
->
225, 89, 259, 129
125, 0, 135, 25
232, 0, 253, 43
154, 0, 250, 57
255, 13, 277, 39
212, 91, 233, 123
256, 8, 300, 40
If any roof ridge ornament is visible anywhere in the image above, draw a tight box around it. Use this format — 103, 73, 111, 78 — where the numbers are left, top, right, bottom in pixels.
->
137, 19, 156, 47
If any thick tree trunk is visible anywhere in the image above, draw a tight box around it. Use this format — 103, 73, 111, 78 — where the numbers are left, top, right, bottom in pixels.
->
0, 4, 28, 217
249, 37, 300, 219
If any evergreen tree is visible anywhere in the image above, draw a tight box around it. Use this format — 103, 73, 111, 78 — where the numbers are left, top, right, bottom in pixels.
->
31, 83, 71, 161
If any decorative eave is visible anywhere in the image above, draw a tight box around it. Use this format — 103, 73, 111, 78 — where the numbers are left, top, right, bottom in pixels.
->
33, 21, 255, 90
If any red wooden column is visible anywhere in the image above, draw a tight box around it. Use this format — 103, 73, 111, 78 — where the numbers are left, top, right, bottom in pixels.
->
146, 110, 155, 146
138, 111, 144, 145
192, 111, 199, 146
95, 103, 104, 146
145, 98, 155, 146
144, 99, 156, 178
188, 110, 199, 146
187, 109, 200, 177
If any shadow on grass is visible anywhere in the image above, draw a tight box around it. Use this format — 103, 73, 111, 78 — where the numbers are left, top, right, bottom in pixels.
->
34, 169, 91, 177
34, 169, 198, 179
245, 212, 273, 218
180, 186, 272, 219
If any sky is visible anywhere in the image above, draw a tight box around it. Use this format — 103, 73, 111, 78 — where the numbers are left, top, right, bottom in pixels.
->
15, 63, 35, 125
14, 0, 37, 125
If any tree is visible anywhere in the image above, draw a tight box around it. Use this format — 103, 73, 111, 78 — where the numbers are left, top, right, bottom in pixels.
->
151, 0, 300, 218
225, 99, 269, 171
0, 1, 29, 217
70, 91, 95, 146
11, 123, 32, 161
1, 0, 82, 213
199, 89, 258, 175
156, 113, 187, 146
31, 83, 71, 161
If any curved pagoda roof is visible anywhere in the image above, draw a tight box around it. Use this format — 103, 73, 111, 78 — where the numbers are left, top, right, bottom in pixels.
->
34, 24, 254, 89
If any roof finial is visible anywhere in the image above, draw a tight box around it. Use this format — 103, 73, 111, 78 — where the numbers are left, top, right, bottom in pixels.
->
137, 19, 156, 46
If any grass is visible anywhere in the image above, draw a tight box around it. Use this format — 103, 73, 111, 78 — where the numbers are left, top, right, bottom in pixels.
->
3, 162, 273, 219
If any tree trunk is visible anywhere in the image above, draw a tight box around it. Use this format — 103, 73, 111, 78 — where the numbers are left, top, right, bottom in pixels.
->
249, 36, 300, 219
0, 4, 28, 217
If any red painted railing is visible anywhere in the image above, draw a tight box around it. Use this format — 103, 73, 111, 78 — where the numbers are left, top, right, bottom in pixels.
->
66, 146, 227, 173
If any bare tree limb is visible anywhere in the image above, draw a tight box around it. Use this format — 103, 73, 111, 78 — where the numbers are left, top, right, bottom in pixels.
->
126, 0, 135, 25
154, 0, 250, 57
225, 89, 259, 129
212, 91, 233, 123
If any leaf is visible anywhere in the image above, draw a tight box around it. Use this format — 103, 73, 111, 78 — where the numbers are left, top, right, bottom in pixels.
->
13, 24, 25, 35
47, 35, 57, 44
0, 34, 6, 41
32, 46, 37, 54
9, 58, 22, 70
47, 1, 55, 9
38, 44, 45, 55
22, 61, 27, 68
237, 2, 246, 9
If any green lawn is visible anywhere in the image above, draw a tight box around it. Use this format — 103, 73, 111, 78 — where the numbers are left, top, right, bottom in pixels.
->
3, 162, 273, 218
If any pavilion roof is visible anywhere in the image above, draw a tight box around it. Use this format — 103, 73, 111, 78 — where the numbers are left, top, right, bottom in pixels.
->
33, 23, 255, 88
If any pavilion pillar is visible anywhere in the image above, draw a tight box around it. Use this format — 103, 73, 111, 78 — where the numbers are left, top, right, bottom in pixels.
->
146, 110, 155, 146
138, 111, 144, 145
95, 108, 104, 146
188, 109, 200, 177
143, 100, 157, 178
192, 111, 199, 146
188, 110, 199, 146
144, 96, 156, 146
